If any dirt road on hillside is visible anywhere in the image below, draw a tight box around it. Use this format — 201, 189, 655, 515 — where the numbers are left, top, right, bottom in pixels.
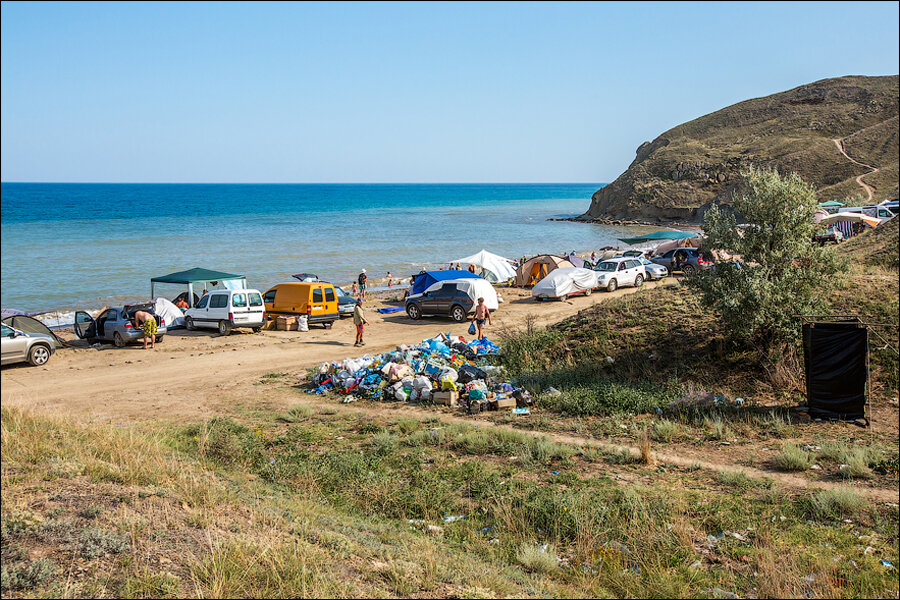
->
0, 282, 665, 423
832, 138, 879, 203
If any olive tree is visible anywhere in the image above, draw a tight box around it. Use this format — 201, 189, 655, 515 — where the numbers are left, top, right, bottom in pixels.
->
688, 166, 846, 349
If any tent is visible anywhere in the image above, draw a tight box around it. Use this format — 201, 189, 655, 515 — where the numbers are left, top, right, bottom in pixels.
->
567, 254, 587, 268
2, 315, 65, 348
618, 230, 700, 245
532, 268, 599, 300
410, 270, 480, 296
819, 212, 880, 228
419, 278, 499, 310
452, 250, 516, 283
150, 267, 246, 305
652, 236, 704, 256
515, 255, 576, 287
153, 297, 185, 329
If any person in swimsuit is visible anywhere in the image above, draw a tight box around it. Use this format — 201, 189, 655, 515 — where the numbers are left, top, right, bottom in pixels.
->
473, 297, 492, 340
133, 310, 157, 350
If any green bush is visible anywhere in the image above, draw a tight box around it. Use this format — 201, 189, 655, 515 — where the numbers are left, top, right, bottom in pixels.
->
1, 559, 56, 592
775, 443, 811, 471
78, 527, 130, 558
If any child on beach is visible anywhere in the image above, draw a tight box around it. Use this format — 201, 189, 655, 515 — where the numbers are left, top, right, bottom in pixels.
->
358, 269, 367, 299
352, 281, 358, 295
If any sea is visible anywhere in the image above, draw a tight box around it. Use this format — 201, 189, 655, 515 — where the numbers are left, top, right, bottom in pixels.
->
1, 183, 657, 324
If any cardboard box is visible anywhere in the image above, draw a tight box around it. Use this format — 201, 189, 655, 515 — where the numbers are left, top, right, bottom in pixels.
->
276, 315, 299, 331
494, 397, 517, 410
432, 390, 459, 406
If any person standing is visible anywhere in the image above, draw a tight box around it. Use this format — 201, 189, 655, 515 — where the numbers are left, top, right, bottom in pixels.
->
472, 297, 492, 340
358, 269, 367, 299
133, 310, 157, 350
353, 298, 368, 346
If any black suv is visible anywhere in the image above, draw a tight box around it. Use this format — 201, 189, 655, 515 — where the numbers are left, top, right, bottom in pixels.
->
405, 283, 473, 322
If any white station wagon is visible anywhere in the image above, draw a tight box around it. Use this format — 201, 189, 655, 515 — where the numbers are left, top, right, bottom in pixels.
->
184, 289, 265, 335
594, 257, 647, 292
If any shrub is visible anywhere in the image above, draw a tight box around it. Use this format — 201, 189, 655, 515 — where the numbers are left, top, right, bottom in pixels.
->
78, 527, 130, 558
775, 444, 811, 471
1, 559, 56, 591
515, 542, 558, 574
652, 420, 680, 443
688, 166, 846, 348
277, 404, 314, 423
810, 489, 866, 520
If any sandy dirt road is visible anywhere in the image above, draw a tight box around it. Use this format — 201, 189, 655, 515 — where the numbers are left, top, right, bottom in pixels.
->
1, 282, 665, 424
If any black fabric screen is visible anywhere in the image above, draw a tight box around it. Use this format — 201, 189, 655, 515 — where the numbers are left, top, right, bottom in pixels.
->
802, 322, 868, 419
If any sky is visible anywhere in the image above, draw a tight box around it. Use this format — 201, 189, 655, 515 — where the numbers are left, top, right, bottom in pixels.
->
1, 1, 898, 183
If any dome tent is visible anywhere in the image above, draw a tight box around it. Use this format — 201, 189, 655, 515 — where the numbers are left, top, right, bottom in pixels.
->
515, 255, 576, 287
452, 250, 516, 283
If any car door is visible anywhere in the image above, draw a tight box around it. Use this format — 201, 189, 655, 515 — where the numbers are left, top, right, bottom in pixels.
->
434, 284, 457, 314
246, 291, 265, 323
73, 311, 97, 340
1, 324, 29, 364
230, 292, 249, 325
617, 261, 631, 285
96, 309, 117, 339
653, 250, 674, 269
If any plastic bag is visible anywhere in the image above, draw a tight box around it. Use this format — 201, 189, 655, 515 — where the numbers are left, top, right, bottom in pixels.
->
458, 364, 488, 384
297, 315, 309, 332
468, 322, 477, 336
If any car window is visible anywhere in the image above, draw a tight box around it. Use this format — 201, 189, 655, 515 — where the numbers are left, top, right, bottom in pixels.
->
661, 250, 674, 258
99, 309, 116, 321
1, 325, 12, 337
313, 288, 324, 303
196, 295, 209, 309
325, 288, 336, 302
618, 262, 627, 271
596, 261, 617, 272
249, 293, 263, 307
263, 290, 276, 304
232, 293, 247, 308
334, 287, 347, 298
210, 294, 228, 308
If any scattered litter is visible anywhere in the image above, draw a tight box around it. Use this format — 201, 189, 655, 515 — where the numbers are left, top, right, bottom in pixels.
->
443, 515, 466, 523
407, 519, 426, 525
605, 356, 615, 364
689, 560, 702, 570
550, 471, 560, 476
426, 525, 443, 536
864, 546, 876, 555
479, 526, 494, 535
711, 587, 740, 599
544, 387, 561, 397
803, 575, 815, 582
881, 560, 895, 570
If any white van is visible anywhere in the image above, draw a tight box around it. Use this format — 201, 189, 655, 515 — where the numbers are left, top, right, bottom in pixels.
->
184, 289, 265, 335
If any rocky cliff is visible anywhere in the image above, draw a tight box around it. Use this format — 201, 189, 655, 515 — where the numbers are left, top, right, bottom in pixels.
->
581, 75, 899, 223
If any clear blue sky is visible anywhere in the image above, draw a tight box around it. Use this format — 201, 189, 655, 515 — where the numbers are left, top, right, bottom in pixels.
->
2, 1, 898, 183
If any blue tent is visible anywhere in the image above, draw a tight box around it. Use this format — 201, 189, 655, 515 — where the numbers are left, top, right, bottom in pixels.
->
411, 270, 480, 295
618, 230, 700, 245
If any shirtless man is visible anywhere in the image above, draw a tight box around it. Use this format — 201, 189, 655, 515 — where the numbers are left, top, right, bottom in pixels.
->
133, 310, 157, 350
472, 297, 492, 340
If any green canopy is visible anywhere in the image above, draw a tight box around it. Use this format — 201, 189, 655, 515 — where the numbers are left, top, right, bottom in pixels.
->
618, 230, 700, 245
151, 267, 243, 284
150, 267, 246, 301
818, 200, 845, 208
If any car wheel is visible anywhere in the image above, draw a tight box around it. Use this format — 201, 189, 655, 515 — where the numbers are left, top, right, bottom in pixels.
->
28, 344, 51, 366
450, 305, 467, 322
252, 326, 262, 333
113, 332, 126, 348
185, 316, 195, 331
406, 304, 421, 320
584, 288, 592, 296
683, 265, 696, 276
155, 336, 163, 343
218, 320, 232, 336
607, 279, 618, 292
634, 274, 644, 287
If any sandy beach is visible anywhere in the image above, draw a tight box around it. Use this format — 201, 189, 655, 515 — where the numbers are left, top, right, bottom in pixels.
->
1, 281, 666, 424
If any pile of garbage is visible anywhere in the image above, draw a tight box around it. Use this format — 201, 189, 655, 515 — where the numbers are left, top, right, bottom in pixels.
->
307, 333, 534, 414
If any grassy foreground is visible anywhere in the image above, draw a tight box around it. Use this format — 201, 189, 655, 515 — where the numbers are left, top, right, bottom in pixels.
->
3, 403, 898, 598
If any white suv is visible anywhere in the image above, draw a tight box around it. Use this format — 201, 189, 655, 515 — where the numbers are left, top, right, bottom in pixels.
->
184, 289, 265, 335
594, 258, 646, 292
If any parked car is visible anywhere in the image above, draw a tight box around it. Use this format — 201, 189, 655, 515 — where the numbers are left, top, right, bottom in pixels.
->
184, 289, 266, 335
291, 273, 320, 282
613, 255, 669, 280
649, 247, 714, 275
1, 323, 56, 366
406, 279, 498, 321
593, 258, 646, 292
812, 226, 844, 245
263, 282, 339, 328
74, 304, 167, 347
333, 285, 359, 317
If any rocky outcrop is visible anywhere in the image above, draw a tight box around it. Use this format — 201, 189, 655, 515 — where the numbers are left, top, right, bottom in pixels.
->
580, 75, 899, 223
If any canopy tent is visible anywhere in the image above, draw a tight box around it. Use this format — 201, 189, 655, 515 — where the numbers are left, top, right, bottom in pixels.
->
452, 250, 517, 283
817, 200, 845, 208
2, 315, 65, 348
618, 230, 700, 245
819, 212, 880, 228
150, 267, 246, 306
532, 267, 599, 299
410, 270, 480, 296
515, 255, 575, 287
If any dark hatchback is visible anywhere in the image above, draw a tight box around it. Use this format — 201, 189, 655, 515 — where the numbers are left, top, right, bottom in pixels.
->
405, 282, 474, 322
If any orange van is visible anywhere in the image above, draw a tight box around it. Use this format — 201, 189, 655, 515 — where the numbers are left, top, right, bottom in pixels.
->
262, 282, 339, 328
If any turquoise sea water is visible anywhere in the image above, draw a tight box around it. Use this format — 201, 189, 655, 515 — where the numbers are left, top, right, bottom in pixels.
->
1, 183, 651, 315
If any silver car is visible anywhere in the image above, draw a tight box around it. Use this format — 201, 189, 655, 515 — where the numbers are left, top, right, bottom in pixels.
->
1, 323, 56, 366
73, 304, 167, 347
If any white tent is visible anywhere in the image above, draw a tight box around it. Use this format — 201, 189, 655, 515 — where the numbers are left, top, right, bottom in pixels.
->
819, 212, 880, 228
420, 278, 499, 310
532, 268, 599, 300
452, 250, 516, 283
153, 297, 185, 329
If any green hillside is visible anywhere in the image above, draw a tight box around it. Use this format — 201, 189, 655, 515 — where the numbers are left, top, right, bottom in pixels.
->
581, 76, 899, 223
